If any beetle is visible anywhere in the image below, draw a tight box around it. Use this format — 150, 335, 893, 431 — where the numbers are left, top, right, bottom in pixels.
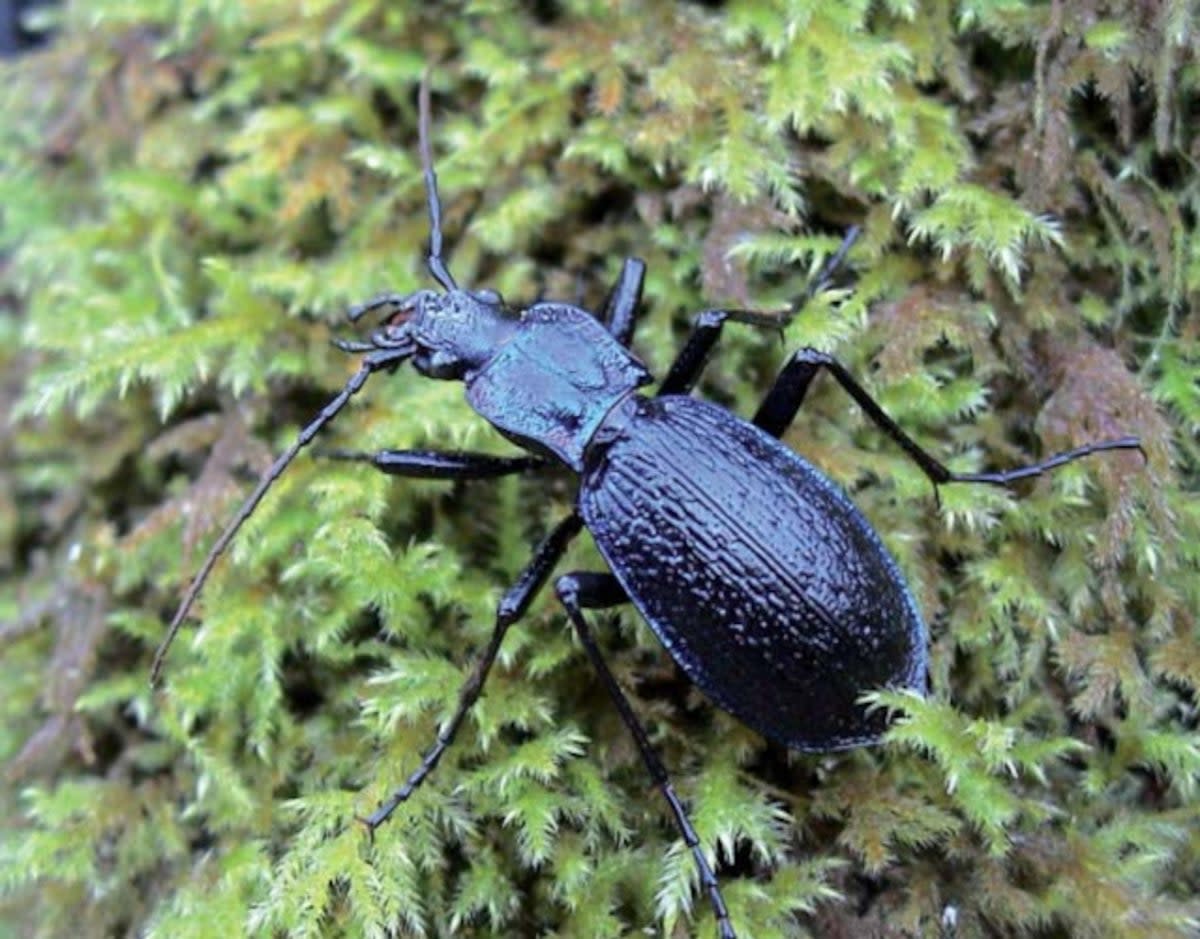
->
151, 76, 1143, 938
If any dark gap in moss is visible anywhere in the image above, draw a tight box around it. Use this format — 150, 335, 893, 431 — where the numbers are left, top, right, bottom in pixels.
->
1145, 150, 1191, 191
1092, 719, 1119, 752
280, 648, 326, 719
189, 151, 228, 184
850, 870, 888, 916
1068, 82, 1157, 155
341, 605, 386, 657
912, 77, 949, 100
801, 178, 869, 236
1130, 763, 1171, 810
527, 229, 566, 272
966, 34, 1035, 84
369, 85, 402, 131
513, 858, 547, 933
74, 719, 127, 781
498, 724, 536, 750
641, 656, 722, 746
96, 455, 168, 539
440, 835, 475, 902
443, 480, 504, 575
274, 380, 349, 436
527, 0, 562, 24
290, 200, 338, 259
178, 64, 204, 102
9, 478, 72, 563
720, 836, 762, 879
215, 204, 267, 255
576, 181, 636, 227
384, 489, 438, 557
520, 184, 637, 289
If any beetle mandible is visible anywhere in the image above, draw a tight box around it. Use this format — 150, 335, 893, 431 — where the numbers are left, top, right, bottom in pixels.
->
151, 75, 1143, 938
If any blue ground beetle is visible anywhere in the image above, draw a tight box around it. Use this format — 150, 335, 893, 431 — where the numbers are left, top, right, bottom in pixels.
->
152, 77, 1142, 938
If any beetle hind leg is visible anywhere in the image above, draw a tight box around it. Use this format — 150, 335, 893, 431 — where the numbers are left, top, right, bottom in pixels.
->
556, 571, 738, 939
752, 347, 1144, 493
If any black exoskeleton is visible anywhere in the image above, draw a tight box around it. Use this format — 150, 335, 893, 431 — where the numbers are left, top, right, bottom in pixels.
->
152, 75, 1143, 939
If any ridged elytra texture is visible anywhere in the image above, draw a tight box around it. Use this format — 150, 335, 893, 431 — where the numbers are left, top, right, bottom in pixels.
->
581, 394, 928, 750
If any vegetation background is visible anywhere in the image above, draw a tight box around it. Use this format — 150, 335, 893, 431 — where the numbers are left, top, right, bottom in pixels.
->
1, 1, 1196, 936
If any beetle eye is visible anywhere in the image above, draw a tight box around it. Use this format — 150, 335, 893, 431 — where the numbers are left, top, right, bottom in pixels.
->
473, 288, 503, 305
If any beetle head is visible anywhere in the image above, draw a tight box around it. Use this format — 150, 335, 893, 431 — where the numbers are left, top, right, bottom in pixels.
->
351, 287, 518, 380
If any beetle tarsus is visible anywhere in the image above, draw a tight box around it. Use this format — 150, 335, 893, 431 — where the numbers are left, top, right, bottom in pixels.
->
354, 813, 378, 843
943, 435, 1145, 487
801, 224, 860, 307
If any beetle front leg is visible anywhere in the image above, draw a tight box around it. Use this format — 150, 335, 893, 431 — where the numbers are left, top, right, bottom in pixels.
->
362, 514, 582, 832
752, 348, 1143, 488
599, 258, 646, 347
556, 571, 737, 939
320, 448, 550, 479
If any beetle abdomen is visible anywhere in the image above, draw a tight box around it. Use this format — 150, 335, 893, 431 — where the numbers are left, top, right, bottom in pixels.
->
580, 395, 927, 750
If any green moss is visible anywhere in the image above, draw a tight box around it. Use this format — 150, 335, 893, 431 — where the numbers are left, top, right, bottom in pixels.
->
2, 2, 1196, 937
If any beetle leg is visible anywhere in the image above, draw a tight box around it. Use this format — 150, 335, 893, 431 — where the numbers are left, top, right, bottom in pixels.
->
752, 348, 1144, 491
556, 572, 737, 939
318, 448, 550, 479
362, 514, 583, 832
599, 258, 646, 347
656, 310, 730, 396
656, 309, 786, 397
657, 230, 861, 397
790, 224, 860, 312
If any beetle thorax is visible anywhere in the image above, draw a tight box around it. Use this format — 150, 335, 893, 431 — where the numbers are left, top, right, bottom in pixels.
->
464, 303, 653, 471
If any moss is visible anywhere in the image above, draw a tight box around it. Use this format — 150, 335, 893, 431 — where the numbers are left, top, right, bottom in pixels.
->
1, 2, 1196, 937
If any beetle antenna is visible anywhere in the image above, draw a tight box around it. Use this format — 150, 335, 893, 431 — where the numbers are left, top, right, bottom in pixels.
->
151, 354, 399, 686
419, 71, 457, 292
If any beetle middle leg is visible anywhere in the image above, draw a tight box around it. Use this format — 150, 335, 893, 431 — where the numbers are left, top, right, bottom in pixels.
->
656, 229, 862, 396
319, 448, 549, 479
656, 309, 772, 397
752, 348, 1143, 490
556, 571, 737, 939
362, 513, 582, 831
